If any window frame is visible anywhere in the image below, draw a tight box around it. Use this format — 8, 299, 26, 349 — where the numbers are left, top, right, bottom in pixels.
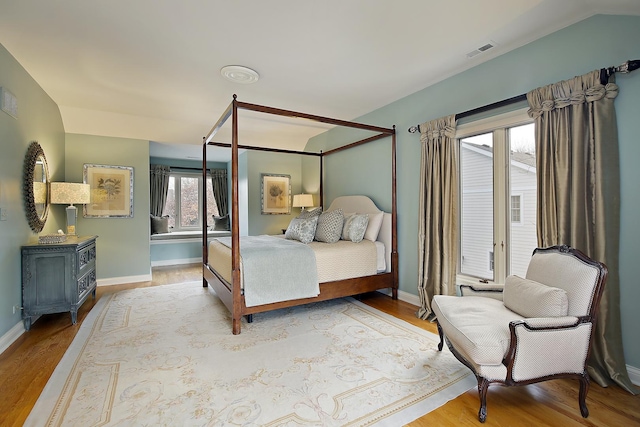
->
510, 193, 523, 225
456, 108, 533, 286
164, 170, 215, 232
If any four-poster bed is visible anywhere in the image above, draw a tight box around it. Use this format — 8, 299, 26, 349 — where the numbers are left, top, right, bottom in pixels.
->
202, 95, 397, 334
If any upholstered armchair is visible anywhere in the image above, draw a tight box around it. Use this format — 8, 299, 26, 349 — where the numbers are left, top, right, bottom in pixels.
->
432, 245, 607, 423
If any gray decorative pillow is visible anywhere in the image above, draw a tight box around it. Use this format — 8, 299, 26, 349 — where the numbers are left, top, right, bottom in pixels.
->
314, 209, 344, 243
298, 207, 322, 219
150, 215, 170, 234
212, 214, 230, 231
342, 214, 369, 243
285, 216, 318, 244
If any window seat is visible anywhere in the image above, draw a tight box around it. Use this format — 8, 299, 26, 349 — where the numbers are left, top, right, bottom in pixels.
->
150, 230, 231, 243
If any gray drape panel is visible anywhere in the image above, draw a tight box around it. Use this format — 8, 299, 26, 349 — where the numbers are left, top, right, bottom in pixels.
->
417, 115, 458, 320
210, 169, 228, 216
149, 164, 170, 217
527, 70, 637, 394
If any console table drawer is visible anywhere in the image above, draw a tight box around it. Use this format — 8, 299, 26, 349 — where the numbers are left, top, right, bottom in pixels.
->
78, 243, 96, 274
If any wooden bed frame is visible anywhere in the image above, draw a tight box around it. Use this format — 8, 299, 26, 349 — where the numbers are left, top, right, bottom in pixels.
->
202, 95, 397, 334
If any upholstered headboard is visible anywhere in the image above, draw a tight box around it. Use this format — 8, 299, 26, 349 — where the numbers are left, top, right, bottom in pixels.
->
327, 195, 392, 273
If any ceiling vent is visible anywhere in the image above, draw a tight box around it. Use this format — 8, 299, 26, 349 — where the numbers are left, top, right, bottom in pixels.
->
466, 42, 496, 59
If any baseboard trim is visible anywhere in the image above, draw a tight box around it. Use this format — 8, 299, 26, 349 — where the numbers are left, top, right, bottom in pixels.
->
376, 288, 421, 307
97, 273, 153, 287
151, 257, 201, 268
0, 321, 25, 356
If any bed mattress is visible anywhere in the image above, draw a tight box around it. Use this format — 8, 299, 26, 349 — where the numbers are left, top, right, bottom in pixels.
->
208, 237, 380, 287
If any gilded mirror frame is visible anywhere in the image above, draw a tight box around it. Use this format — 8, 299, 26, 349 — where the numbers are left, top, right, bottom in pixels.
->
23, 141, 50, 232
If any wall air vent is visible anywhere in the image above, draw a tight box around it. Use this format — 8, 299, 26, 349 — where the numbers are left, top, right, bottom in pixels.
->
466, 42, 496, 59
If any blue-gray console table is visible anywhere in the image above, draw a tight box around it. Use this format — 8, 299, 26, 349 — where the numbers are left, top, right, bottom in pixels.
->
21, 235, 98, 330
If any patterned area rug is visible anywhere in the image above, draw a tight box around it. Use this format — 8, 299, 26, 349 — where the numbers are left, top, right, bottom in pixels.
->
26, 283, 474, 426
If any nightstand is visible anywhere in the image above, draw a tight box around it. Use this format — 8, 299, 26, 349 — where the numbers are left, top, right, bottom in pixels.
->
21, 235, 98, 330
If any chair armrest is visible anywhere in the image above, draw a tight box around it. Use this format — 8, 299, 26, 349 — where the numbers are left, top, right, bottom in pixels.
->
522, 316, 580, 328
503, 317, 593, 383
459, 283, 504, 300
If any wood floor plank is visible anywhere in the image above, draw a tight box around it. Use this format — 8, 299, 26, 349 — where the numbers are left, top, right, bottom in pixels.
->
1, 264, 638, 426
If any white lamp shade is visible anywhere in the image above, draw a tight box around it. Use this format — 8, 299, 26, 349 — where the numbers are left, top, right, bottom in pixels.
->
292, 193, 314, 208
32, 181, 47, 204
50, 182, 91, 205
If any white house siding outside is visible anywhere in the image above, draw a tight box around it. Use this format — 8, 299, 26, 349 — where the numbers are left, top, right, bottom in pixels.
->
460, 142, 537, 281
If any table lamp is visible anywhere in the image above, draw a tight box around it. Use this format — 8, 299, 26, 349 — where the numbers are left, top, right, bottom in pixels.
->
50, 182, 91, 235
292, 193, 314, 211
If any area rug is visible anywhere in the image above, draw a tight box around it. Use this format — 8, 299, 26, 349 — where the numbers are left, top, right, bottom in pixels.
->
26, 282, 474, 426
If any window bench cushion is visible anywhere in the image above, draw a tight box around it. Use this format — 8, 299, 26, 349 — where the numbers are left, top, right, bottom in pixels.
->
432, 295, 523, 366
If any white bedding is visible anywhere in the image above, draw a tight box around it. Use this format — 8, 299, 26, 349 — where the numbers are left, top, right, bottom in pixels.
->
214, 235, 319, 307
208, 238, 379, 289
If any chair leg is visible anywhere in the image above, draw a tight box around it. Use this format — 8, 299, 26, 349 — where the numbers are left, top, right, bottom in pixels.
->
477, 377, 490, 423
436, 321, 444, 351
579, 373, 590, 418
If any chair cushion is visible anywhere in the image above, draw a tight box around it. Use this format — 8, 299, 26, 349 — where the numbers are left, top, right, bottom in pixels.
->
503, 275, 569, 318
525, 251, 600, 317
433, 295, 523, 365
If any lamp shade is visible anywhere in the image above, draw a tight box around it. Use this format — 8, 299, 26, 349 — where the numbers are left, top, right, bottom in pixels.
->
32, 181, 48, 204
50, 182, 91, 205
292, 193, 314, 208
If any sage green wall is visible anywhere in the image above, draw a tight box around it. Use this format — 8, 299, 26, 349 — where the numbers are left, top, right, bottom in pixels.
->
306, 14, 640, 369
0, 43, 66, 339
247, 151, 303, 236
65, 134, 151, 282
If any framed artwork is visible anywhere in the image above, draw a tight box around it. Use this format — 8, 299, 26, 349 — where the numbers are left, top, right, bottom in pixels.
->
83, 164, 134, 218
261, 173, 291, 214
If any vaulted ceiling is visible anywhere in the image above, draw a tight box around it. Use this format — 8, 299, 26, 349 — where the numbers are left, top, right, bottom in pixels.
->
1, 0, 639, 157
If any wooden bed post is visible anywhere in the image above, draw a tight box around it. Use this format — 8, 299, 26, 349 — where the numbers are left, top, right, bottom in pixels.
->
319, 151, 323, 209
202, 137, 209, 288
231, 95, 242, 335
391, 126, 399, 299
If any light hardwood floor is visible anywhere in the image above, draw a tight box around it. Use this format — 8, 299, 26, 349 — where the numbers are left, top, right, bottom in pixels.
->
1, 264, 638, 426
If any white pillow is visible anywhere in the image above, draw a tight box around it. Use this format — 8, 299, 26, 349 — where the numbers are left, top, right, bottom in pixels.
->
341, 214, 369, 243
363, 211, 384, 242
503, 275, 569, 318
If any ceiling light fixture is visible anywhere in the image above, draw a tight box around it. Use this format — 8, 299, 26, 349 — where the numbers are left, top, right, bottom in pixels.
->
220, 65, 260, 84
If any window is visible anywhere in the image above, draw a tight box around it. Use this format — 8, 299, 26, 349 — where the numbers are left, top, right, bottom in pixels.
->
511, 195, 522, 223
163, 171, 218, 232
458, 110, 537, 284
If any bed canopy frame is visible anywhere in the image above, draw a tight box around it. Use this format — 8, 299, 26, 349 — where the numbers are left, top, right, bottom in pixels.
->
201, 95, 397, 334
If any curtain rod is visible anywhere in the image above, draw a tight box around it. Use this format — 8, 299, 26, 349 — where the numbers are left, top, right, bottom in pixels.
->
408, 58, 640, 134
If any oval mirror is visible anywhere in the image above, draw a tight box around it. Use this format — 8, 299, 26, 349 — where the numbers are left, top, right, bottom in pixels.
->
23, 141, 50, 232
